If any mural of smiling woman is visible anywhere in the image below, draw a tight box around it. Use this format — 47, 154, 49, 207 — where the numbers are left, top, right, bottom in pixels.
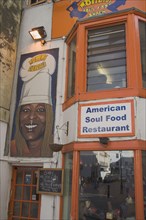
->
11, 49, 58, 157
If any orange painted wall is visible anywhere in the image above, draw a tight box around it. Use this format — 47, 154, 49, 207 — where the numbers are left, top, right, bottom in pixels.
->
52, 0, 146, 38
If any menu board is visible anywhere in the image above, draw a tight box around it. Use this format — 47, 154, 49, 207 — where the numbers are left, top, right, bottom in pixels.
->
37, 168, 64, 195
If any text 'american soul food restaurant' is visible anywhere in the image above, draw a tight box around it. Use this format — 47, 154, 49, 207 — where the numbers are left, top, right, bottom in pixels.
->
0, 0, 146, 220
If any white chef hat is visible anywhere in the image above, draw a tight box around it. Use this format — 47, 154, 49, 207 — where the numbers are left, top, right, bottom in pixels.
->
19, 54, 56, 106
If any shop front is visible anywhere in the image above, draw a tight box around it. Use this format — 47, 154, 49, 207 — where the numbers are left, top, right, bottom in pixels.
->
60, 4, 146, 220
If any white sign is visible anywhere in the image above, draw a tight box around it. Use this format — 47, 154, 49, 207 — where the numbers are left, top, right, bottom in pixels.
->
78, 100, 134, 137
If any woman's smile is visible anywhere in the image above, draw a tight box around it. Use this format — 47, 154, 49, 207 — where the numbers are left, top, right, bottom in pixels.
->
19, 103, 46, 142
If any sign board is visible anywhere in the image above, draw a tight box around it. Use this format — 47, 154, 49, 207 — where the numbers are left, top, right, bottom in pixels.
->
37, 168, 64, 195
52, 0, 146, 38
78, 100, 135, 137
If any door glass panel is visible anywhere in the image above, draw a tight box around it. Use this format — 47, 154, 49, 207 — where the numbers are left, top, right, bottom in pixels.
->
32, 186, 39, 201
30, 203, 38, 218
32, 171, 37, 184
15, 186, 22, 200
22, 202, 29, 217
16, 170, 23, 184
23, 186, 31, 200
24, 172, 32, 184
79, 151, 135, 220
13, 202, 20, 216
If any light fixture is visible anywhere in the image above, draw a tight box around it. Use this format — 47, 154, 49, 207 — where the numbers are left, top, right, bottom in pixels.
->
99, 137, 109, 145
29, 26, 47, 40
49, 143, 63, 152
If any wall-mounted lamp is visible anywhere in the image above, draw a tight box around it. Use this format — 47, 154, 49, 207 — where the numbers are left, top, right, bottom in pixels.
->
99, 137, 109, 145
29, 26, 47, 41
49, 143, 63, 152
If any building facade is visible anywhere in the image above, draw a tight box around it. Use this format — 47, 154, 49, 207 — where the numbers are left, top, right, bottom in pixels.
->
0, 0, 146, 220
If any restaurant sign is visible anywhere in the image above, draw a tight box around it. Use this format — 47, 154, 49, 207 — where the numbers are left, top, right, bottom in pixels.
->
52, 0, 145, 38
78, 100, 135, 137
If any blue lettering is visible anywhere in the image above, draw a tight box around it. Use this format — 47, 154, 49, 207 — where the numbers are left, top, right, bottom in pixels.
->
85, 117, 90, 123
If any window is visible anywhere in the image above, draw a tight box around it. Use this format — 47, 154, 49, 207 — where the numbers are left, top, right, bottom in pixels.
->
142, 151, 146, 218
62, 153, 73, 219
79, 151, 135, 220
87, 24, 127, 91
30, 0, 46, 5
139, 20, 146, 88
67, 36, 76, 99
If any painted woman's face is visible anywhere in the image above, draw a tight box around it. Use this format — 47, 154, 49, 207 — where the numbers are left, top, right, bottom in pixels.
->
19, 103, 46, 142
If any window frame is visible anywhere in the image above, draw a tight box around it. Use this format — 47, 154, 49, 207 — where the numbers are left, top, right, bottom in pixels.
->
66, 34, 77, 99
63, 9, 146, 111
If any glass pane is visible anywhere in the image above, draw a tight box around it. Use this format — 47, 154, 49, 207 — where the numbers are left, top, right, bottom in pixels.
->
32, 187, 39, 201
13, 202, 20, 216
32, 171, 37, 184
22, 202, 29, 217
142, 150, 146, 218
15, 186, 22, 200
87, 24, 127, 91
23, 186, 30, 200
16, 170, 23, 184
24, 172, 32, 184
62, 153, 73, 219
139, 21, 146, 88
67, 36, 76, 99
30, 203, 38, 218
79, 151, 135, 220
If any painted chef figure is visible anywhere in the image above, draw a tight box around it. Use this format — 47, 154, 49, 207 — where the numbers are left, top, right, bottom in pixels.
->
11, 53, 56, 157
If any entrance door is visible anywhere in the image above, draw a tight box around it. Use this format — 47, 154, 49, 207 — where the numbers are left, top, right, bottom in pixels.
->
8, 167, 41, 220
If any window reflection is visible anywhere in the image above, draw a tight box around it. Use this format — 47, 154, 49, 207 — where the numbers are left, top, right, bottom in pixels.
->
79, 151, 135, 220
67, 36, 76, 99
139, 21, 146, 88
62, 153, 73, 220
87, 25, 127, 92
142, 151, 146, 218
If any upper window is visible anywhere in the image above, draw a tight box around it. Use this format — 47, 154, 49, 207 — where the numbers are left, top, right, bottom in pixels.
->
67, 36, 76, 99
64, 10, 146, 110
87, 24, 127, 91
139, 20, 146, 88
30, 0, 46, 5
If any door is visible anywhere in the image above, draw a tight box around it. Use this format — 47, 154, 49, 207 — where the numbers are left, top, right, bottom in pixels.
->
8, 167, 41, 220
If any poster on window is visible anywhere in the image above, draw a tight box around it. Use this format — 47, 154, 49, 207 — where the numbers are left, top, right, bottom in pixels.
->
10, 49, 59, 157
52, 0, 145, 38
